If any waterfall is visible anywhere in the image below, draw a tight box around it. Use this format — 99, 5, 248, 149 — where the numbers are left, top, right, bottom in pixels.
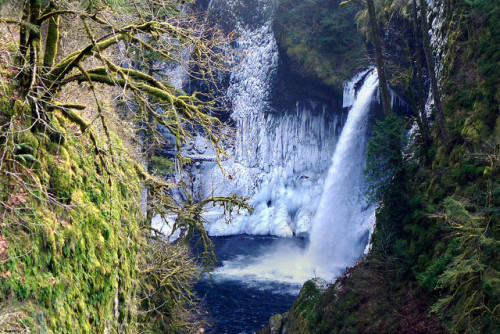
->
342, 69, 371, 108
153, 2, 378, 285
213, 70, 378, 286
307, 70, 378, 278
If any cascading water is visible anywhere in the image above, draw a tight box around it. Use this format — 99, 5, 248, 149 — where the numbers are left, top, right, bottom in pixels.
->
212, 70, 379, 287
307, 70, 378, 278
342, 69, 371, 108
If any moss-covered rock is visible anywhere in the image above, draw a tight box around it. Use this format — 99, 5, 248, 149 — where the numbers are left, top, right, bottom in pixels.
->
274, 0, 367, 96
286, 278, 326, 333
0, 110, 143, 333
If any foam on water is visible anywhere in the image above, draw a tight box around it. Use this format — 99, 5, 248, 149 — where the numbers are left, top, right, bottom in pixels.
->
213, 242, 311, 289
214, 71, 379, 284
307, 71, 378, 279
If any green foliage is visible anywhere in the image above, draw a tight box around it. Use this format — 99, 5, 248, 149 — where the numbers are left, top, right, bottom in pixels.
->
365, 113, 407, 204
364, 113, 417, 262
427, 198, 499, 333
417, 239, 459, 291
274, 0, 367, 94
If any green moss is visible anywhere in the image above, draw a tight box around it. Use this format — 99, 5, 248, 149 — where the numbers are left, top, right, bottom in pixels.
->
20, 131, 40, 150
461, 117, 486, 144
287, 279, 325, 334
274, 0, 367, 94
50, 164, 75, 199
0, 116, 143, 332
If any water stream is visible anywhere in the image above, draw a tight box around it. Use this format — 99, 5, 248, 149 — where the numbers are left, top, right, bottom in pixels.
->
307, 71, 378, 278
155, 1, 380, 331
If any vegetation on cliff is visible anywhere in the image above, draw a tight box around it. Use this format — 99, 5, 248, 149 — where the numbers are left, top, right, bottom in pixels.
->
274, 0, 367, 96
0, 0, 246, 332
284, 0, 499, 333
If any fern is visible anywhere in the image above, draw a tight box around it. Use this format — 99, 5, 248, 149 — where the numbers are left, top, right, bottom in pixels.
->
430, 198, 500, 332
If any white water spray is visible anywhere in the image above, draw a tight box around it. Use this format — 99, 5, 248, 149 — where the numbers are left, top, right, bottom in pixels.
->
307, 70, 378, 278
214, 70, 379, 286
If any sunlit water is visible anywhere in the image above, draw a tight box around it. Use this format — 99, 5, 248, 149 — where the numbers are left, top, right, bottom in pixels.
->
193, 71, 379, 332
195, 235, 306, 333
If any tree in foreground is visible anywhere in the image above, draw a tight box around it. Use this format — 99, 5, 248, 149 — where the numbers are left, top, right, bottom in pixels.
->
0, 0, 248, 332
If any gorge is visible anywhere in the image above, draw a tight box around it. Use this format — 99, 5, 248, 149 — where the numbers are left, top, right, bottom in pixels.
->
0, 0, 498, 333
158, 1, 384, 331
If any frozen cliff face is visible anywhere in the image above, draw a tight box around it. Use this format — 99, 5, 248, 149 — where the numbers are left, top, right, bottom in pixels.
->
198, 104, 341, 237
148, 0, 345, 239
425, 0, 447, 114
190, 1, 343, 237
426, 0, 447, 77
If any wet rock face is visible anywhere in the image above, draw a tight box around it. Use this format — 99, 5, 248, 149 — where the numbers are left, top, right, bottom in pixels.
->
256, 312, 289, 334
426, 0, 447, 77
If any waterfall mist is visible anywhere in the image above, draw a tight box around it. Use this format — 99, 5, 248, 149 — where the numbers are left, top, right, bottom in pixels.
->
306, 71, 378, 278
215, 70, 379, 285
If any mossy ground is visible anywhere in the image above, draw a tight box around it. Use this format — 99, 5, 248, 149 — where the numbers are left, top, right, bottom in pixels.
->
0, 91, 144, 332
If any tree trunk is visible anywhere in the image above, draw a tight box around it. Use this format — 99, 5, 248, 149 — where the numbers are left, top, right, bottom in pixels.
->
412, 0, 431, 143
366, 0, 392, 115
19, 1, 31, 89
26, 0, 42, 91
419, 0, 449, 140
43, 12, 60, 72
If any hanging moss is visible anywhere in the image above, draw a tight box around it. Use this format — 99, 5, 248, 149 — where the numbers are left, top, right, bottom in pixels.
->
274, 0, 367, 95
0, 107, 143, 332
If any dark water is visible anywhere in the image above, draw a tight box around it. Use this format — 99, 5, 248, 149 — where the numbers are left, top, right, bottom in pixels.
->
194, 235, 307, 334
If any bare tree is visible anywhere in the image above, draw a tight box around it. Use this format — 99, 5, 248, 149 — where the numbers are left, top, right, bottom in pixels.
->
0, 1, 248, 330
0, 0, 245, 225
